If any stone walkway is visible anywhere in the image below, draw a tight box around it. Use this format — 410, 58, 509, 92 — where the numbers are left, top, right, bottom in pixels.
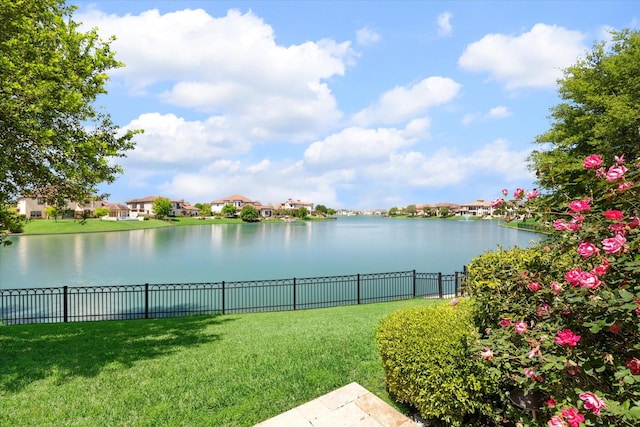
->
254, 382, 417, 427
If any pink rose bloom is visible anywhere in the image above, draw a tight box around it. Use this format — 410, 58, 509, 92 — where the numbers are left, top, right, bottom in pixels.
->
636, 300, 640, 315
554, 219, 569, 231
515, 321, 527, 334
560, 408, 585, 427
628, 216, 640, 229
546, 397, 557, 407
626, 357, 640, 375
602, 234, 627, 254
526, 189, 540, 200
555, 329, 581, 347
536, 304, 551, 318
449, 298, 459, 306
481, 347, 493, 360
502, 188, 508, 196
528, 345, 541, 359
578, 271, 601, 289
609, 322, 620, 334
490, 198, 503, 208
577, 241, 599, 258
592, 263, 609, 276
609, 223, 627, 234
579, 392, 605, 415
618, 181, 633, 193
565, 268, 583, 286
583, 154, 603, 169
568, 199, 591, 213
499, 318, 512, 327
513, 188, 525, 199
605, 164, 627, 182
615, 154, 625, 164
548, 415, 567, 427
603, 210, 624, 221
551, 281, 563, 294
528, 282, 542, 292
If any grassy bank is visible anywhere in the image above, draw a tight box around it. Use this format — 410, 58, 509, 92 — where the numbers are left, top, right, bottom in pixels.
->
18, 217, 244, 235
0, 298, 443, 426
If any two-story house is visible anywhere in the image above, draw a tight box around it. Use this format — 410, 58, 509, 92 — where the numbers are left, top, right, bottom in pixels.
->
125, 196, 200, 217
210, 194, 273, 218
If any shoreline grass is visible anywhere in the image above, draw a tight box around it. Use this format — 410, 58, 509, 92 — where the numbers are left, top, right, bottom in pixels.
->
0, 298, 443, 426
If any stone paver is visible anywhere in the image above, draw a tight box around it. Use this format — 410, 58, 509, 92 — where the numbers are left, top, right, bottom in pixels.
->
254, 382, 417, 427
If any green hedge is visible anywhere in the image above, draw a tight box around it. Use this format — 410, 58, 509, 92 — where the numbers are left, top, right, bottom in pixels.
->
376, 301, 497, 426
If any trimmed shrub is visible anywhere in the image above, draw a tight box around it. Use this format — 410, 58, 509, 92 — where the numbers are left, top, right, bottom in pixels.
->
376, 301, 497, 426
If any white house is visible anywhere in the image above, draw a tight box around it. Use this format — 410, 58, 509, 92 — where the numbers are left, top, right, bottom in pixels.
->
17, 195, 130, 219
125, 196, 200, 217
278, 198, 314, 212
210, 194, 273, 218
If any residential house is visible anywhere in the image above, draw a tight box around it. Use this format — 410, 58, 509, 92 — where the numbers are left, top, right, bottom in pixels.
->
17, 195, 129, 219
125, 196, 200, 217
278, 198, 314, 213
210, 194, 273, 218
458, 200, 495, 217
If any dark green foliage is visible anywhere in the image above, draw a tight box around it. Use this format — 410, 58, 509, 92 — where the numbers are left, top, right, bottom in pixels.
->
376, 301, 497, 426
239, 204, 259, 222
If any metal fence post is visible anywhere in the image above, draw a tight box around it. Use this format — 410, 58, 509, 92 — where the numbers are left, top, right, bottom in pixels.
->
293, 277, 297, 310
412, 269, 417, 297
63, 286, 68, 323
454, 272, 459, 297
221, 281, 225, 315
357, 274, 361, 304
145, 283, 149, 319
438, 273, 443, 299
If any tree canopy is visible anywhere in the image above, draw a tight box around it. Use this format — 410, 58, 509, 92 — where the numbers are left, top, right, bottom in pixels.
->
221, 204, 237, 218
529, 29, 640, 205
0, 0, 138, 240
152, 197, 172, 219
239, 204, 259, 222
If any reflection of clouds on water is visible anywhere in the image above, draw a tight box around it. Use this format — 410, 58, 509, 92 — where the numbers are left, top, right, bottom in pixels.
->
1, 218, 538, 289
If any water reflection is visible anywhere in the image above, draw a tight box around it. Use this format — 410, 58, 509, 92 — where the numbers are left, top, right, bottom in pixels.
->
1, 218, 540, 289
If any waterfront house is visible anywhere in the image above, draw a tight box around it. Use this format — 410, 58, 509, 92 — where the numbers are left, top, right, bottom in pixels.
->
125, 196, 200, 217
459, 200, 495, 217
278, 198, 314, 212
17, 195, 130, 219
210, 194, 273, 218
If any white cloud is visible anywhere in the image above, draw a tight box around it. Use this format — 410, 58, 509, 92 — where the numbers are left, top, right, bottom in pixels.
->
437, 12, 453, 37
462, 106, 512, 125
356, 26, 381, 45
488, 106, 512, 119
458, 23, 586, 89
121, 112, 250, 168
79, 8, 352, 142
351, 77, 461, 126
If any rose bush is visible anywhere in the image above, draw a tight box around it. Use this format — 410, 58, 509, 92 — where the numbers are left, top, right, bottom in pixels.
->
468, 154, 640, 426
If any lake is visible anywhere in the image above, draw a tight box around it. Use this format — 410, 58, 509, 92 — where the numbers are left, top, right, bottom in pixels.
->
0, 216, 540, 289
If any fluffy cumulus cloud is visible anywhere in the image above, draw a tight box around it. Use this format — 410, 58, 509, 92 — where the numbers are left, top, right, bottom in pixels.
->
78, 8, 352, 141
437, 12, 453, 37
458, 23, 586, 89
351, 77, 462, 126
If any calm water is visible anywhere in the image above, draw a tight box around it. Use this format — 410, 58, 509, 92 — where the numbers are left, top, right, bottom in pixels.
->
0, 216, 539, 289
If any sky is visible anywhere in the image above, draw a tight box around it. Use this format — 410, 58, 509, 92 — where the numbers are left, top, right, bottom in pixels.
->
73, 1, 638, 210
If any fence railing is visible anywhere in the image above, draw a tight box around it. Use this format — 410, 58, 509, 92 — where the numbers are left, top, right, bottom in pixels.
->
0, 269, 467, 325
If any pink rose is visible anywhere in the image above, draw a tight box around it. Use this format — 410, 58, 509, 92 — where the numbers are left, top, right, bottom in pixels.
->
609, 322, 620, 334
449, 298, 459, 306
636, 300, 640, 315
565, 268, 582, 286
578, 271, 601, 289
501, 188, 508, 196
526, 189, 540, 200
536, 304, 551, 318
567, 199, 591, 213
528, 282, 542, 292
577, 241, 599, 258
626, 357, 640, 375
579, 392, 605, 415
546, 397, 557, 407
499, 318, 512, 327
515, 321, 527, 334
602, 234, 627, 254
605, 164, 627, 182
560, 408, 585, 427
513, 188, 525, 199
548, 415, 567, 427
592, 263, 609, 276
551, 281, 563, 294
603, 210, 624, 221
555, 329, 581, 347
481, 347, 493, 360
628, 216, 640, 229
618, 181, 633, 193
609, 223, 627, 234
490, 198, 504, 208
583, 154, 603, 169
527, 345, 541, 359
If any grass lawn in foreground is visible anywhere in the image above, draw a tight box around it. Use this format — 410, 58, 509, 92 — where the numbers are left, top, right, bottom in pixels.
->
0, 298, 444, 426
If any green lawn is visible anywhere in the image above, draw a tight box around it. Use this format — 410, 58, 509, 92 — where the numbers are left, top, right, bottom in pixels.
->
0, 298, 442, 426
19, 217, 244, 235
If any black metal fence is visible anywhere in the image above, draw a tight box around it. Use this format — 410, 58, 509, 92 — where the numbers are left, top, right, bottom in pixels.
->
0, 269, 467, 325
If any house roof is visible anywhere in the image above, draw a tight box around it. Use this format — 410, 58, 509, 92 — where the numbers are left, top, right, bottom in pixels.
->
125, 195, 183, 204
211, 194, 255, 204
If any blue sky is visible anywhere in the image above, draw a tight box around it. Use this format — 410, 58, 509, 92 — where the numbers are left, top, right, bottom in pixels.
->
74, 1, 638, 210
